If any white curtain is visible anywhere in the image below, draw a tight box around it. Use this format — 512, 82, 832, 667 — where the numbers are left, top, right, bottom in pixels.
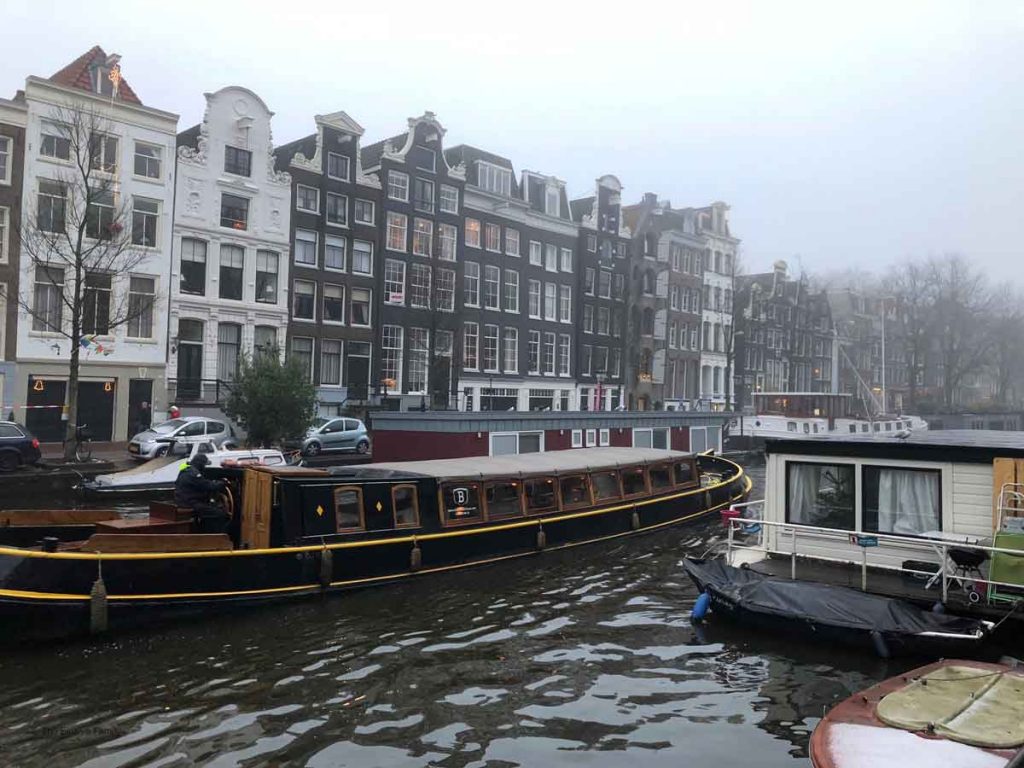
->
877, 469, 939, 535
788, 464, 823, 525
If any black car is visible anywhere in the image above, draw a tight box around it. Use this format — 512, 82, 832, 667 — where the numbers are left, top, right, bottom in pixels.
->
0, 421, 42, 472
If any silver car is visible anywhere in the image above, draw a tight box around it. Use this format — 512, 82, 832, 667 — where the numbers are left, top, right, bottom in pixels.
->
128, 416, 236, 459
299, 417, 370, 456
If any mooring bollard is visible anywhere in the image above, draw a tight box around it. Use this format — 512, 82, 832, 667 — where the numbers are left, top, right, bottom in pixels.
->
319, 547, 333, 589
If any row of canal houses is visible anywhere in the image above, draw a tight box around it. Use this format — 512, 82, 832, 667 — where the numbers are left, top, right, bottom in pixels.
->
0, 47, 740, 442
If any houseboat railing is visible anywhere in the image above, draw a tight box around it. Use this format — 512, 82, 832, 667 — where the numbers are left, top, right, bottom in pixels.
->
725, 516, 1024, 605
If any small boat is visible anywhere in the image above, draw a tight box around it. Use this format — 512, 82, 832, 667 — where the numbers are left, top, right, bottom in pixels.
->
0, 448, 749, 642
810, 659, 1024, 768
683, 558, 992, 658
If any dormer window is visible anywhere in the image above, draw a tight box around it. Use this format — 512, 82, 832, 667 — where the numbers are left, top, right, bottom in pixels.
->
478, 162, 511, 197
412, 145, 436, 173
545, 187, 560, 217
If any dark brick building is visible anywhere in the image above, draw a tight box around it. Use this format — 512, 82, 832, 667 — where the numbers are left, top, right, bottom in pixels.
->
0, 95, 27, 416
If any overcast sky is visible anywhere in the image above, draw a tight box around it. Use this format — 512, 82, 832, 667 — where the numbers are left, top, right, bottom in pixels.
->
5, 1, 1021, 278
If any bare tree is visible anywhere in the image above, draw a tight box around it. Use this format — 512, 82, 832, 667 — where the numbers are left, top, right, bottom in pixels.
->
987, 284, 1024, 407
888, 259, 935, 410
12, 103, 156, 459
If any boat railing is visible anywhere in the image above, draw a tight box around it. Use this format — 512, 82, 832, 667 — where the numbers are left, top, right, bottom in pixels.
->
725, 515, 1024, 605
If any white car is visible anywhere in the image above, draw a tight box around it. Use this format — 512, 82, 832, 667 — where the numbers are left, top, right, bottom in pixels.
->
129, 416, 235, 459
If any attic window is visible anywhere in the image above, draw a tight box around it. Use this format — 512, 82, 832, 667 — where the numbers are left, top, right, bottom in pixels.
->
545, 187, 559, 217
478, 161, 511, 197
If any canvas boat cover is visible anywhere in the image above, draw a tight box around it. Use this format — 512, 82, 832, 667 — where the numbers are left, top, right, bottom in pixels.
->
876, 665, 1024, 749
683, 558, 986, 637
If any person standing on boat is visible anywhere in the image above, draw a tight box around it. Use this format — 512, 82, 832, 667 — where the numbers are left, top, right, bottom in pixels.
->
174, 453, 228, 533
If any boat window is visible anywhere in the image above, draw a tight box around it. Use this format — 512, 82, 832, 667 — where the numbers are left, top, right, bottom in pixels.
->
649, 464, 673, 491
592, 471, 621, 501
786, 462, 855, 530
674, 461, 695, 486
198, 442, 214, 454
862, 466, 940, 536
622, 466, 648, 497
485, 480, 523, 519
441, 482, 482, 524
559, 474, 591, 509
812, 424, 819, 434
885, 422, 892, 431
334, 486, 365, 532
849, 424, 857, 433
803, 423, 810, 434
873, 423, 881, 432
525, 477, 558, 513
787, 422, 797, 433
392, 484, 419, 528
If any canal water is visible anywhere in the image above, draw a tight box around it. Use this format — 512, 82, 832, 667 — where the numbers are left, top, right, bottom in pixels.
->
0, 462, 915, 767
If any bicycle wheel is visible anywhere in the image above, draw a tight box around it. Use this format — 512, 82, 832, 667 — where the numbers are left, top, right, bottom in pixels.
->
75, 440, 93, 462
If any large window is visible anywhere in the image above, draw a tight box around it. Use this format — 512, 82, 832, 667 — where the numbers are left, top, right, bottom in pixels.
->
85, 189, 114, 240
408, 327, 429, 392
528, 280, 541, 319
386, 212, 407, 251
485, 223, 501, 252
440, 184, 459, 213
132, 197, 159, 246
436, 268, 455, 311
384, 259, 406, 304
592, 471, 621, 501
323, 283, 345, 323
355, 199, 375, 225
133, 142, 161, 179
409, 264, 431, 308
525, 477, 557, 513
296, 185, 319, 213
463, 322, 479, 370
254, 326, 277, 358
290, 336, 313, 380
478, 162, 511, 196
0, 207, 7, 263
787, 462, 856, 530
388, 171, 409, 201
220, 193, 249, 230
327, 152, 349, 180
326, 192, 347, 225
484, 265, 500, 310
325, 236, 345, 272
503, 327, 518, 372
292, 279, 315, 320
558, 335, 571, 376
352, 240, 373, 275
382, 325, 404, 389
217, 323, 242, 381
464, 261, 480, 306
0, 137, 8, 184
441, 482, 482, 524
219, 244, 244, 300
412, 218, 433, 257
82, 272, 111, 335
180, 238, 207, 294
255, 250, 278, 303
224, 146, 251, 176
88, 133, 118, 173
506, 228, 520, 256
560, 475, 591, 509
465, 218, 481, 249
559, 285, 572, 323
863, 466, 940, 536
633, 427, 668, 449
350, 288, 371, 327
321, 339, 342, 385
295, 229, 317, 266
482, 324, 499, 372
439, 223, 457, 261
127, 276, 155, 338
414, 178, 434, 213
544, 283, 557, 321
504, 270, 519, 312
486, 481, 523, 519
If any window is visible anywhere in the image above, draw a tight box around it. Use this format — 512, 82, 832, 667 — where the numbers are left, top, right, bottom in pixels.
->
581, 345, 592, 376
40, 124, 71, 161
633, 428, 668, 449
528, 331, 541, 374
613, 273, 624, 300
482, 325, 499, 371
82, 272, 111, 335
503, 327, 518, 372
484, 265, 500, 310
133, 142, 161, 179
525, 477, 557, 514
465, 218, 481, 248
85, 189, 114, 240
787, 462, 855, 530
254, 326, 277, 359
439, 223, 457, 261
352, 240, 373, 275
334, 487, 365, 532
127, 276, 155, 338
89, 133, 118, 173
412, 218, 433, 257
350, 287, 371, 327
180, 238, 207, 294
478, 162, 512, 196
327, 152, 350, 180
323, 283, 345, 323
436, 268, 455, 311
558, 335, 570, 376
612, 309, 622, 338
326, 192, 347, 225
486, 481, 523, 519
650, 464, 673, 491
221, 193, 249, 230
131, 197, 159, 246
463, 322, 479, 370
583, 304, 593, 333
545, 187, 560, 216
386, 212, 407, 251
598, 270, 611, 298
219, 244, 244, 300
0, 207, 6, 263
528, 280, 541, 319
292, 279, 315, 320
217, 323, 242, 381
32, 265, 63, 331
545, 244, 557, 272
296, 185, 319, 213
442, 482, 482, 523
464, 261, 480, 306
592, 471, 621, 501
485, 223, 501, 252
440, 184, 459, 213
560, 475, 591, 509
597, 307, 609, 335
392, 485, 420, 528
584, 268, 595, 295
594, 346, 608, 375
622, 467, 648, 497
560, 248, 572, 272
321, 339, 342, 385
544, 283, 557, 321
290, 337, 314, 380
224, 146, 251, 176
295, 229, 317, 266
384, 259, 406, 304
382, 325, 404, 388
503, 269, 519, 312
388, 171, 409, 201
410, 263, 431, 308
408, 327, 429, 392
862, 466, 940, 535
506, 229, 520, 256
324, 236, 345, 272
529, 241, 542, 266
413, 178, 434, 213
571, 430, 583, 448
543, 332, 556, 375
354, 199, 374, 225
557, 285, 571, 323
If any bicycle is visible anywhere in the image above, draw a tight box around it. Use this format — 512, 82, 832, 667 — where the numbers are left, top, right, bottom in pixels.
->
73, 424, 93, 462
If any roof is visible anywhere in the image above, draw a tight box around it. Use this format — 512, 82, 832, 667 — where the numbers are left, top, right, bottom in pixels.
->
177, 124, 201, 150
368, 410, 732, 432
445, 144, 520, 195
347, 447, 691, 480
48, 46, 142, 105
360, 131, 408, 169
570, 196, 595, 222
273, 133, 317, 171
765, 430, 1024, 463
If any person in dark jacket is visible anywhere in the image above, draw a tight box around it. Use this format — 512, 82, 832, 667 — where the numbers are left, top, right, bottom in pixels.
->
174, 453, 228, 533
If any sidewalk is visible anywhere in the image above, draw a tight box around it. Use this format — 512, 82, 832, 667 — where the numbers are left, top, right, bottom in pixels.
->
39, 440, 134, 468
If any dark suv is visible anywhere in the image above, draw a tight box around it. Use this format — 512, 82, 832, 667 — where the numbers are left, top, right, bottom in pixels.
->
0, 421, 42, 472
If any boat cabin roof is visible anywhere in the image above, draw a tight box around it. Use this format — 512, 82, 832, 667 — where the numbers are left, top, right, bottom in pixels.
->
765, 430, 1024, 463
329, 447, 692, 481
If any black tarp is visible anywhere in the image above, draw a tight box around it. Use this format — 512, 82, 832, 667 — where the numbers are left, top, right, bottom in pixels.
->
684, 558, 986, 636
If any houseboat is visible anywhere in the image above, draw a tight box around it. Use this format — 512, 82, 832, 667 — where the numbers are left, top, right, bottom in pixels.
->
0, 447, 749, 641
724, 431, 1024, 623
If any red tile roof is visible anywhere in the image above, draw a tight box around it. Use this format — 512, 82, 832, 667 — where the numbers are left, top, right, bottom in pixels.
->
48, 45, 143, 105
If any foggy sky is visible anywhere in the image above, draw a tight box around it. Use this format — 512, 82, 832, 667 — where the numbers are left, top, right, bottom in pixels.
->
4, 0, 1021, 278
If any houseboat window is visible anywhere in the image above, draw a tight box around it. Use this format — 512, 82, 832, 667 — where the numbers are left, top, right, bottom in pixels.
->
392, 484, 420, 528
803, 423, 810, 434
787, 422, 797, 432
525, 477, 558, 513
592, 471, 621, 501
622, 467, 648, 497
334, 487, 365, 532
849, 424, 857, 433
812, 424, 819, 434
486, 480, 523, 519
441, 483, 482, 523
559, 475, 591, 509
862, 466, 940, 536
861, 424, 869, 432
885, 422, 892, 431
786, 462, 855, 530
873, 423, 881, 432
633, 427, 668, 449
674, 461, 695, 486
649, 464, 673, 491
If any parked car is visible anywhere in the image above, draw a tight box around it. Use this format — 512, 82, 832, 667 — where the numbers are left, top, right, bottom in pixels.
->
128, 416, 236, 459
292, 417, 370, 457
0, 421, 42, 472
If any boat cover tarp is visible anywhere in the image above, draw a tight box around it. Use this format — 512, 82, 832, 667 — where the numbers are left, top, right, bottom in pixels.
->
683, 558, 985, 636
877, 665, 1024, 748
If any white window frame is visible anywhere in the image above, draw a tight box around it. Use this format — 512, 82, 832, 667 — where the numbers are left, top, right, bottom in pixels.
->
294, 229, 318, 266
0, 206, 9, 264
560, 248, 572, 273
326, 192, 348, 227
503, 327, 518, 373
439, 184, 459, 213
386, 212, 407, 252
327, 152, 350, 181
322, 282, 346, 326
503, 269, 519, 313
352, 240, 373, 276
585, 429, 597, 447
412, 218, 433, 258
484, 222, 501, 253
381, 325, 404, 392
529, 241, 542, 266
571, 429, 583, 448
132, 141, 162, 180
477, 161, 512, 197
489, 430, 545, 456
296, 184, 320, 214
464, 261, 480, 307
599, 428, 610, 447
439, 223, 457, 262
324, 235, 346, 272
483, 265, 501, 311
544, 244, 558, 273
482, 324, 500, 372
292, 279, 317, 322
558, 285, 571, 324
354, 198, 375, 225
384, 259, 406, 305
387, 171, 409, 202
505, 228, 520, 257
528, 280, 541, 319
0, 136, 12, 184
465, 218, 481, 249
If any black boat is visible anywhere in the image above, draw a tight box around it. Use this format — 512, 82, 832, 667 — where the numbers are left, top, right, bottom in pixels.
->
0, 448, 749, 642
683, 558, 993, 658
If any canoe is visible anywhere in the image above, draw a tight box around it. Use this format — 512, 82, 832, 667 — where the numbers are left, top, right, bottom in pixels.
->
683, 557, 992, 658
